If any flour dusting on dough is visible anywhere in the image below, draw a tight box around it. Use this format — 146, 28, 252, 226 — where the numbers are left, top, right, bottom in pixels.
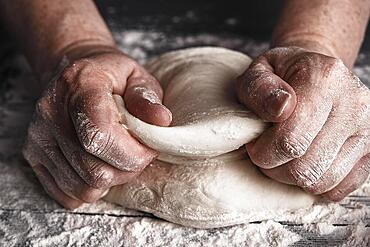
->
104, 47, 316, 228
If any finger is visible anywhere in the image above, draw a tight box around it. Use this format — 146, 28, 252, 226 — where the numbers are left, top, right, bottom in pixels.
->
323, 153, 370, 201
55, 129, 140, 189
66, 72, 157, 171
236, 56, 297, 122
306, 134, 370, 194
24, 124, 106, 202
26, 137, 107, 203
32, 164, 83, 209
260, 128, 362, 190
124, 76, 172, 127
41, 143, 108, 202
246, 77, 333, 168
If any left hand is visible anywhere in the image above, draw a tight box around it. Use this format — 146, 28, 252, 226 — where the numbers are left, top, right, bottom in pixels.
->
236, 47, 370, 201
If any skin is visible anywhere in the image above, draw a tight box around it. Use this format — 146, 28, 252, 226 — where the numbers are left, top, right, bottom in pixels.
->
0, 0, 172, 208
0, 0, 369, 208
237, 0, 370, 201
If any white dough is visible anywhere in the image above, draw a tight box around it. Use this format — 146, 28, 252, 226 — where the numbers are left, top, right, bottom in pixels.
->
105, 47, 316, 228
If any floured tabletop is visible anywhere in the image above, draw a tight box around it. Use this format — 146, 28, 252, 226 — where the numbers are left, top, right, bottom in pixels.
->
1, 1, 370, 246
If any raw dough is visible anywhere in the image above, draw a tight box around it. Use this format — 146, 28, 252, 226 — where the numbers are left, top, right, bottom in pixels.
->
105, 47, 316, 228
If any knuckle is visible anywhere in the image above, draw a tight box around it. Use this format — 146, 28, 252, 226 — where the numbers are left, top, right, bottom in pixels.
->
61, 66, 78, 85
76, 152, 116, 189
26, 122, 42, 143
321, 56, 346, 80
294, 53, 345, 77
25, 120, 55, 151
354, 100, 370, 127
64, 60, 89, 77
35, 96, 54, 123
124, 57, 140, 70
245, 69, 267, 90
60, 59, 93, 88
74, 113, 113, 157
288, 163, 323, 188
237, 70, 269, 103
80, 127, 113, 157
276, 133, 310, 160
90, 169, 114, 188
84, 160, 114, 188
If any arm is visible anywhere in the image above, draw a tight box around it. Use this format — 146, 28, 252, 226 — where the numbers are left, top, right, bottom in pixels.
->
0, 0, 171, 208
237, 0, 370, 200
272, 0, 370, 68
0, 0, 116, 81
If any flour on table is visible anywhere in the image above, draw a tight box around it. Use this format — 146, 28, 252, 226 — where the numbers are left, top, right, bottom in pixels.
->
126, 218, 301, 247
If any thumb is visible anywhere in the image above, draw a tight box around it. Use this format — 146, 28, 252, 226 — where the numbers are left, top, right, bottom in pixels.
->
236, 56, 297, 122
124, 76, 172, 127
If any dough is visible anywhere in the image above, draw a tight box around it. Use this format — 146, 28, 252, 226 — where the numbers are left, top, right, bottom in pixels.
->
105, 47, 316, 228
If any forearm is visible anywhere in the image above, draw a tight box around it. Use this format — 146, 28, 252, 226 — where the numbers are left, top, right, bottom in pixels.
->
272, 0, 370, 68
0, 0, 116, 81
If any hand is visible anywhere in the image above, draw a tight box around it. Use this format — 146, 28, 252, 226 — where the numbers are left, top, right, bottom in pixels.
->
236, 47, 370, 201
23, 47, 172, 209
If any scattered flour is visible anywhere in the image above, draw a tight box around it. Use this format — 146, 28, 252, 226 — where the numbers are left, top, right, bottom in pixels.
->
341, 223, 370, 247
126, 218, 301, 247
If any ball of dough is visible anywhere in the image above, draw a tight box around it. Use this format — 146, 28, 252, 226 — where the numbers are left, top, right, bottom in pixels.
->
105, 47, 316, 228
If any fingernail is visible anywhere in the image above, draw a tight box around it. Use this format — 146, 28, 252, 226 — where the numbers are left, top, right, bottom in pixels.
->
154, 103, 173, 124
265, 88, 291, 117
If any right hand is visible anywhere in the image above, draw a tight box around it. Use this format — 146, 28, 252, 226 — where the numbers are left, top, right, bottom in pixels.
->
23, 47, 172, 209
236, 47, 370, 201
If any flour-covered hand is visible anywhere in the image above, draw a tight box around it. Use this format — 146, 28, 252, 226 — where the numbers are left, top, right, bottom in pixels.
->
237, 47, 370, 201
23, 48, 172, 209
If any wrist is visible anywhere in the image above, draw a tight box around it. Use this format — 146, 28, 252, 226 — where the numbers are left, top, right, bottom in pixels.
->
61, 41, 120, 62
39, 39, 120, 85
271, 34, 340, 58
